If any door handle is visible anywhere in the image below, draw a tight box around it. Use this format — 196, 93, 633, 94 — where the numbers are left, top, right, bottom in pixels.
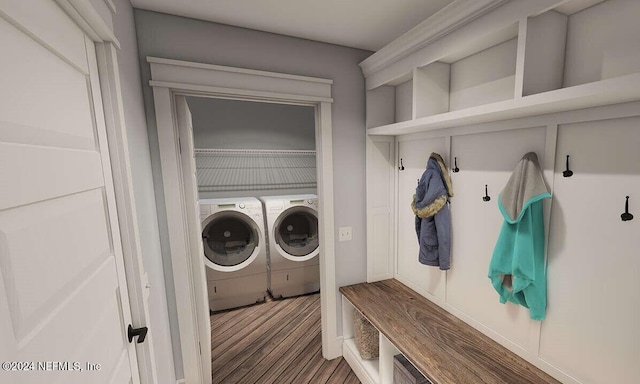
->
128, 324, 148, 344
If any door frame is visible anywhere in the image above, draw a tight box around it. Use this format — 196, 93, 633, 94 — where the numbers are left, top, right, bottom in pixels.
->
148, 57, 338, 383
94, 42, 159, 384
1, 1, 158, 383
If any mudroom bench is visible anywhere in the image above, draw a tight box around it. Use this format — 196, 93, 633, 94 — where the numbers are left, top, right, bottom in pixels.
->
339, 279, 560, 384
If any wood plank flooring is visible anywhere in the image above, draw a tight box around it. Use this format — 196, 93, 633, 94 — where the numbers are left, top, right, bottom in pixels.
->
211, 293, 360, 384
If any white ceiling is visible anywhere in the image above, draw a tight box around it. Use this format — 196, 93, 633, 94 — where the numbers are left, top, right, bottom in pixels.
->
130, 0, 455, 51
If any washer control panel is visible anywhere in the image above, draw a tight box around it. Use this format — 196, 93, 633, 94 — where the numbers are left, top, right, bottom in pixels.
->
199, 204, 211, 220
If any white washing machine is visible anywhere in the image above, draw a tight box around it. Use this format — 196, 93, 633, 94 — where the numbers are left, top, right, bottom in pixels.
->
199, 197, 268, 311
260, 194, 320, 298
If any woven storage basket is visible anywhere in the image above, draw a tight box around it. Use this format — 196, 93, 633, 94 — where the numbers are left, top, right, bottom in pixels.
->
353, 310, 379, 359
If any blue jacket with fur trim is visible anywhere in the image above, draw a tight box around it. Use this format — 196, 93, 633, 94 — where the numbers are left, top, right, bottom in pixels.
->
411, 153, 453, 270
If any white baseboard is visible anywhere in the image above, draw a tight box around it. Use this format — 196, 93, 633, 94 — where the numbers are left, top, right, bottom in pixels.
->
324, 336, 344, 360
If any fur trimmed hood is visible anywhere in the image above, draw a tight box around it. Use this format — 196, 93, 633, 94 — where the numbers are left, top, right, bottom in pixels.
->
412, 195, 447, 218
411, 153, 453, 219
429, 152, 453, 198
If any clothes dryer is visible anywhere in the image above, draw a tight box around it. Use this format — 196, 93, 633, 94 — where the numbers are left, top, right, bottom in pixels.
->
260, 195, 320, 298
199, 197, 267, 311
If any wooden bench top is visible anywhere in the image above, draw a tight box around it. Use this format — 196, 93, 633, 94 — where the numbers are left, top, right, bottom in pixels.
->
339, 279, 560, 384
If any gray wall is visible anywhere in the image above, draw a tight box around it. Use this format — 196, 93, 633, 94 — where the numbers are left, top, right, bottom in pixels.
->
187, 97, 316, 150
188, 97, 317, 199
134, 9, 371, 378
112, 1, 176, 382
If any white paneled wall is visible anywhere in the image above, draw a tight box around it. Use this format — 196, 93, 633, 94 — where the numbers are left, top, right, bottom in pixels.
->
363, 0, 640, 382
367, 104, 640, 383
540, 116, 640, 384
448, 127, 546, 349
366, 136, 395, 282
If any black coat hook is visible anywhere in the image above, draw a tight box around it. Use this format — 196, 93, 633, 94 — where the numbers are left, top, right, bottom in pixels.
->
453, 157, 459, 173
483, 184, 491, 202
563, 155, 573, 177
621, 196, 634, 221
399, 158, 405, 171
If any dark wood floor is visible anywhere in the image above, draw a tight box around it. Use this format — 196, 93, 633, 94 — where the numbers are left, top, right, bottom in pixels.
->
211, 293, 360, 384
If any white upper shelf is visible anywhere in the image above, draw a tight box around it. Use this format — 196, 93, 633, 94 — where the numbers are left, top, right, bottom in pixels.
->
367, 73, 640, 135
363, 0, 640, 136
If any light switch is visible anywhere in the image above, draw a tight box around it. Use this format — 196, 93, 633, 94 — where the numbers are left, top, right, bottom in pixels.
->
338, 226, 352, 242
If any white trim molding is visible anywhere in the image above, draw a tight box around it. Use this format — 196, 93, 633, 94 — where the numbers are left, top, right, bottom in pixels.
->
55, 0, 120, 47
148, 57, 333, 102
359, 0, 509, 78
147, 57, 339, 382
95, 41, 159, 384
365, 135, 396, 282
147, 57, 333, 85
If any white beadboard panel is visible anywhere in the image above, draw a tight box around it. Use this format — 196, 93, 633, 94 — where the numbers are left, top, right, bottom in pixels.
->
449, 38, 517, 111
0, 189, 112, 343
367, 136, 394, 282
195, 149, 316, 192
0, 17, 95, 151
563, 0, 640, 87
540, 116, 640, 384
447, 127, 546, 349
396, 137, 446, 298
370, 212, 392, 279
0, 143, 104, 210
0, 0, 88, 73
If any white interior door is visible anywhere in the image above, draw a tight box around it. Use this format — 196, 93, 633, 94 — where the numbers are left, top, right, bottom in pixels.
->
0, 5, 140, 384
175, 95, 212, 383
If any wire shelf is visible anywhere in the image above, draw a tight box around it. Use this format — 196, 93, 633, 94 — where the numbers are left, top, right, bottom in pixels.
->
195, 149, 317, 192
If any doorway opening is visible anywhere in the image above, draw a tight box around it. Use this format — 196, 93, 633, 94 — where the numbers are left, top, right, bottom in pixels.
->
186, 96, 322, 381
149, 57, 338, 383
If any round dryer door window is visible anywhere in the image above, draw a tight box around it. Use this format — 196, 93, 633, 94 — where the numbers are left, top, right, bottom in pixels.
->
274, 206, 319, 261
202, 211, 260, 269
